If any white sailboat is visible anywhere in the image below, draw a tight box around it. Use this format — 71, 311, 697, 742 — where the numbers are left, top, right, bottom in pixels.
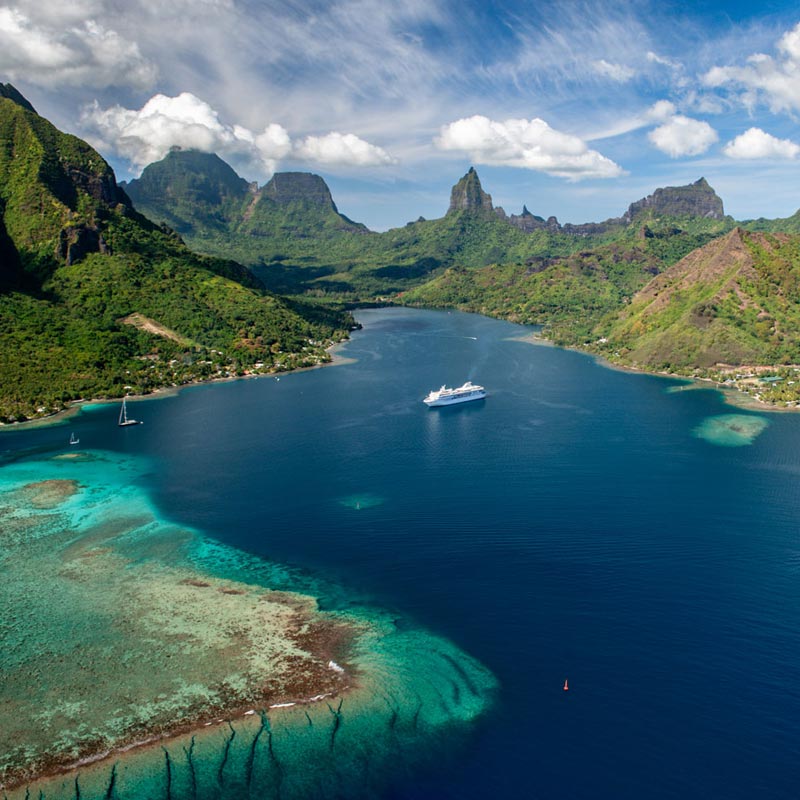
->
118, 397, 142, 427
69, 432, 79, 445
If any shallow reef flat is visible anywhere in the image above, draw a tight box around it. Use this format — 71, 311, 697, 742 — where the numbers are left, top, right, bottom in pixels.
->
691, 413, 769, 447
0, 451, 497, 799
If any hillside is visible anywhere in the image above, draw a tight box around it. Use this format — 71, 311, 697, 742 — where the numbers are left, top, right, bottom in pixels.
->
125, 153, 735, 301
400, 230, 720, 345
0, 88, 352, 422
598, 228, 800, 371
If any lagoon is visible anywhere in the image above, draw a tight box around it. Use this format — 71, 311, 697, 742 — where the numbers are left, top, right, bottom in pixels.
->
3, 307, 800, 798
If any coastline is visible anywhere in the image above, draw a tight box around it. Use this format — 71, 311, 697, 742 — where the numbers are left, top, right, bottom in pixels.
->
500, 315, 797, 414
0, 335, 357, 432
8, 302, 796, 432
585, 352, 800, 413
0, 450, 497, 798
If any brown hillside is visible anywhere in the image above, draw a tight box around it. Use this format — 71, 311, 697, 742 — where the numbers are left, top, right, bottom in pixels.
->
605, 229, 800, 370
630, 228, 758, 316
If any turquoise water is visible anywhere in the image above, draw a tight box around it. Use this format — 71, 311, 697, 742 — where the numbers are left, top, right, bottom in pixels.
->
0, 451, 495, 798
4, 307, 800, 798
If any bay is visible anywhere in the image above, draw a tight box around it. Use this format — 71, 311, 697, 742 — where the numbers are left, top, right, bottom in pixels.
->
4, 306, 800, 798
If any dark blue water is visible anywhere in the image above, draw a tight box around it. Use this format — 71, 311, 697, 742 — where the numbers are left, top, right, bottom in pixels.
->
6, 307, 800, 799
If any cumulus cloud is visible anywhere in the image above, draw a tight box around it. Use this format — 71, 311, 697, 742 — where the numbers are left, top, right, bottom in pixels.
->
723, 127, 800, 160
0, 6, 156, 88
81, 93, 394, 176
648, 115, 718, 157
591, 59, 635, 82
435, 115, 624, 180
294, 132, 396, 166
703, 22, 800, 114
646, 100, 677, 122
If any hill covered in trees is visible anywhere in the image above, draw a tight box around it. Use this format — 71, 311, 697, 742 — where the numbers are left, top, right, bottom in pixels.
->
0, 86, 352, 422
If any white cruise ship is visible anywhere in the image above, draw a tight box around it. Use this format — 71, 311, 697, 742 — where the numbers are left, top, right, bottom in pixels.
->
423, 381, 486, 407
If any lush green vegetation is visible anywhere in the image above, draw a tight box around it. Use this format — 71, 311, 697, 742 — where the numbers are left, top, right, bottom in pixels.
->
576, 230, 800, 404
400, 228, 727, 344
126, 151, 653, 299
8, 87, 800, 418
0, 95, 352, 422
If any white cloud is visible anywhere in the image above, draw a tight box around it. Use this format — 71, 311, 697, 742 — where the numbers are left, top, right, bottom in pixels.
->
646, 51, 682, 70
0, 6, 156, 88
578, 100, 676, 143
294, 132, 396, 166
435, 115, 624, 180
723, 127, 800, 160
646, 100, 677, 122
591, 59, 635, 83
648, 115, 718, 157
81, 93, 394, 176
703, 22, 800, 114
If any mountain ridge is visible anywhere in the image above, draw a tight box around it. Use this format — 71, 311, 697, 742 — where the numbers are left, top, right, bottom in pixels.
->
0, 86, 352, 421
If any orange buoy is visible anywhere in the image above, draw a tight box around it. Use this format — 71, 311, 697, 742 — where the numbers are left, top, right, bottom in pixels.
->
563, 678, 569, 691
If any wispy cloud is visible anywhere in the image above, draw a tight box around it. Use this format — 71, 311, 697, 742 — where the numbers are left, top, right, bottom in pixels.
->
0, 6, 156, 88
591, 59, 635, 82
703, 22, 800, 114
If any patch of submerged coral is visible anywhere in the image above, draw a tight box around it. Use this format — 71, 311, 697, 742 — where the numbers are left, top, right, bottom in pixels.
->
0, 451, 497, 797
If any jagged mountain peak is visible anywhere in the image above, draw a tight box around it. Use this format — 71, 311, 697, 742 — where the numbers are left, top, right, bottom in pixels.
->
447, 167, 494, 214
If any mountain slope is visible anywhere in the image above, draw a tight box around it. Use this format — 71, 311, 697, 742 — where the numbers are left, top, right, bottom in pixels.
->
0, 89, 351, 422
600, 228, 800, 369
125, 152, 739, 303
400, 232, 718, 345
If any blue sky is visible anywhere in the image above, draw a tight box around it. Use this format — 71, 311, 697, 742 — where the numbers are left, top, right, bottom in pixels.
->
3, 0, 800, 229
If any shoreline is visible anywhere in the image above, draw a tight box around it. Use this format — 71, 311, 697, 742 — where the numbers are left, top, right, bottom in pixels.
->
8, 304, 796, 432
586, 352, 800, 414
501, 317, 798, 414
0, 337, 357, 432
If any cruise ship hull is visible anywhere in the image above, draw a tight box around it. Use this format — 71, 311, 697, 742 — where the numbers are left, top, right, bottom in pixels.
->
424, 392, 486, 407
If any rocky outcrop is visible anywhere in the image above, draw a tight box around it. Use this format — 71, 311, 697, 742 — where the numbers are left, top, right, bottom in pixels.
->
262, 172, 338, 209
57, 225, 111, 265
508, 206, 561, 233
447, 167, 494, 214
623, 177, 724, 222
505, 178, 725, 236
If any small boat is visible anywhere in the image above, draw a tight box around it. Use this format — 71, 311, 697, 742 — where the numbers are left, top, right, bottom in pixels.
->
69, 432, 79, 445
563, 679, 569, 691
118, 398, 142, 427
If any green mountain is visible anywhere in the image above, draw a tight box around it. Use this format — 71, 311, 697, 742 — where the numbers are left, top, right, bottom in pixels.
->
124, 152, 739, 304
0, 87, 352, 422
598, 228, 800, 371
123, 151, 380, 294
400, 230, 721, 345
121, 149, 252, 236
